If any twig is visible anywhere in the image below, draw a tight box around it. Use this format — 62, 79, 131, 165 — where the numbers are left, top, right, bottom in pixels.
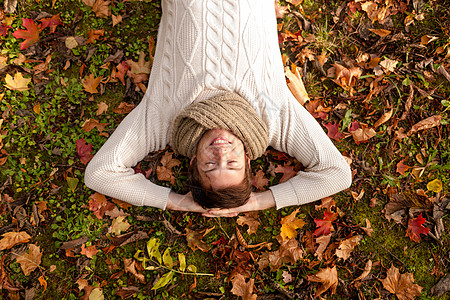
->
214, 217, 230, 240
371, 240, 411, 273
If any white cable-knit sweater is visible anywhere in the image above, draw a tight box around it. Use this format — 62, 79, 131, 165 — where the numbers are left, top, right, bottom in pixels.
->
84, 0, 352, 210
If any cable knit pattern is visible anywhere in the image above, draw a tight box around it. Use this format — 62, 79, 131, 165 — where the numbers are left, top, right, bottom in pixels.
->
84, 0, 352, 210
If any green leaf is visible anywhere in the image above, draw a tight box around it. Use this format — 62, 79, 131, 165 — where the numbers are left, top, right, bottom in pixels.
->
147, 238, 161, 262
187, 265, 197, 273
178, 253, 186, 272
151, 271, 174, 290
342, 109, 352, 130
162, 248, 173, 268
66, 177, 79, 192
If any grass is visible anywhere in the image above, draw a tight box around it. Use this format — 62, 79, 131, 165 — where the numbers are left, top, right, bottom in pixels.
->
0, 0, 449, 299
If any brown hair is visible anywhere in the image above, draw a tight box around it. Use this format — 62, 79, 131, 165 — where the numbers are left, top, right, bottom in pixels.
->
188, 158, 253, 209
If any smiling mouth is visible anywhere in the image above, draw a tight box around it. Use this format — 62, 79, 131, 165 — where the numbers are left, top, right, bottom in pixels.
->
211, 137, 231, 145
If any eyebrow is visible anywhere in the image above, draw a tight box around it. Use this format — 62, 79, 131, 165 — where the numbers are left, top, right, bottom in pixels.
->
203, 165, 244, 174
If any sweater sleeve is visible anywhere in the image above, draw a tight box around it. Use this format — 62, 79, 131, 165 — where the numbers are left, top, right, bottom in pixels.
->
268, 97, 352, 209
84, 99, 171, 210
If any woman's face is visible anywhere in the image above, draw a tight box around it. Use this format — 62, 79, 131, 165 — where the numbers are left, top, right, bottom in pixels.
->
194, 129, 247, 189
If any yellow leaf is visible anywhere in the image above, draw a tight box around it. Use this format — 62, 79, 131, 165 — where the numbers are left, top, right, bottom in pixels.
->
38, 275, 47, 291
285, 66, 310, 105
427, 179, 442, 193
5, 72, 31, 91
33, 103, 41, 115
279, 209, 306, 241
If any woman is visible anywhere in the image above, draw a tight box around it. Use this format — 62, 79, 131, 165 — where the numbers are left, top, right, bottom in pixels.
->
84, 0, 352, 217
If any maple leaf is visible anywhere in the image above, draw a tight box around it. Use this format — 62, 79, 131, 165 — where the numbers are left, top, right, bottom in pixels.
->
96, 102, 108, 116
380, 265, 423, 300
252, 168, 269, 191
306, 266, 338, 297
336, 235, 362, 261
0, 23, 12, 37
331, 63, 362, 96
186, 227, 213, 252
396, 159, 411, 175
315, 196, 336, 212
279, 208, 306, 241
109, 216, 131, 236
4, 72, 31, 91
406, 214, 430, 243
0, 231, 31, 250
278, 237, 304, 264
92, 0, 111, 18
230, 273, 257, 300
349, 122, 376, 144
124, 258, 146, 283
305, 99, 329, 119
314, 233, 331, 261
236, 212, 260, 235
16, 244, 42, 276
12, 18, 41, 50
113, 102, 135, 115
76, 138, 94, 165
126, 51, 151, 84
313, 211, 338, 237
380, 58, 399, 73
274, 163, 297, 183
81, 118, 108, 133
323, 122, 345, 142
88, 192, 115, 219
112, 14, 123, 27
156, 151, 181, 185
80, 244, 98, 258
83, 74, 103, 94
407, 115, 442, 136
39, 14, 63, 33
113, 61, 129, 85
87, 29, 105, 44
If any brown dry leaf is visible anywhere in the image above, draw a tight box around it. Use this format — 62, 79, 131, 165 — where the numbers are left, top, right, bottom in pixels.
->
286, 0, 302, 5
113, 102, 135, 115
126, 51, 151, 84
315, 196, 336, 211
87, 29, 105, 44
278, 238, 303, 264
420, 35, 438, 45
124, 258, 146, 283
285, 66, 310, 105
83, 74, 103, 94
81, 118, 108, 133
336, 235, 362, 261
156, 151, 181, 185
89, 192, 115, 219
361, 218, 373, 237
38, 275, 47, 291
96, 102, 108, 116
16, 244, 42, 276
350, 123, 376, 144
373, 108, 393, 128
279, 209, 306, 241
111, 14, 122, 27
380, 58, 398, 73
274, 0, 288, 18
307, 266, 338, 297
0, 231, 31, 250
353, 260, 373, 282
231, 273, 257, 300
252, 168, 269, 191
109, 216, 131, 236
407, 115, 442, 136
380, 265, 423, 300
369, 28, 391, 37
80, 244, 98, 258
332, 63, 362, 96
92, 0, 111, 18
236, 212, 260, 235
186, 227, 213, 252
314, 233, 331, 261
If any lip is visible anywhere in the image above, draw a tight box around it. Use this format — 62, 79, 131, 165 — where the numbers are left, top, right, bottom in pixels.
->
210, 137, 231, 145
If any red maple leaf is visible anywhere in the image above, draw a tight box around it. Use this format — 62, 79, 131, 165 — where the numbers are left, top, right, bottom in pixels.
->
313, 211, 338, 237
115, 61, 129, 85
88, 193, 115, 219
349, 120, 360, 132
76, 138, 94, 165
39, 14, 63, 33
0, 24, 12, 37
12, 18, 41, 50
323, 122, 345, 142
406, 214, 430, 243
275, 163, 297, 183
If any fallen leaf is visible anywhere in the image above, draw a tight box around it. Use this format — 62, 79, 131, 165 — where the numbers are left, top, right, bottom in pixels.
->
0, 231, 31, 250
285, 66, 310, 105
231, 273, 257, 300
96, 102, 108, 116
282, 271, 293, 283
349, 122, 376, 144
83, 74, 103, 94
126, 51, 151, 84
113, 102, 135, 114
80, 244, 98, 258
306, 266, 338, 297
252, 168, 269, 191
323, 122, 345, 142
66, 177, 79, 192
361, 218, 373, 236
396, 159, 411, 175
87, 29, 105, 44
186, 227, 213, 252
112, 14, 122, 26
314, 233, 331, 261
278, 237, 304, 264
313, 211, 338, 237
336, 235, 362, 261
315, 196, 336, 211
156, 151, 181, 185
380, 265, 423, 300
124, 258, 146, 283
16, 244, 42, 276
369, 28, 391, 37
406, 214, 430, 243
236, 212, 260, 235
353, 260, 372, 282
0, 24, 12, 37
373, 108, 393, 128
39, 14, 63, 33
420, 35, 438, 45
109, 216, 131, 236
279, 209, 306, 241
113, 61, 129, 85
38, 275, 47, 291
274, 163, 297, 183
81, 118, 108, 133
332, 63, 362, 95
427, 179, 442, 193
76, 138, 94, 165
274, 0, 289, 18
88, 192, 115, 219
5, 72, 31, 91
89, 288, 104, 300
407, 115, 442, 136
12, 18, 40, 50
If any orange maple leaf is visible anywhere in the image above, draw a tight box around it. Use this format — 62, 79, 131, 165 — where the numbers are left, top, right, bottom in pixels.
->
83, 74, 103, 94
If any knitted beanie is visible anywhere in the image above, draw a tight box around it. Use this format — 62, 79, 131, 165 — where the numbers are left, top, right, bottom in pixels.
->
171, 92, 269, 160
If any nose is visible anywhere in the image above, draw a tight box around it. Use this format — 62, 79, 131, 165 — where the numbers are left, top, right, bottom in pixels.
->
212, 146, 230, 163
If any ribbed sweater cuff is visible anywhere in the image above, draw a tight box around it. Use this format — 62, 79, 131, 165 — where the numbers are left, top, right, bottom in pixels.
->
270, 181, 298, 209
142, 185, 171, 210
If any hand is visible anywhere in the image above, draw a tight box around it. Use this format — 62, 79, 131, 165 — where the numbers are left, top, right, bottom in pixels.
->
166, 191, 208, 213
202, 190, 276, 217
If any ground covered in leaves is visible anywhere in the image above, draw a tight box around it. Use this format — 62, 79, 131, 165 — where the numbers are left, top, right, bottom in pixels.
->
0, 0, 449, 299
